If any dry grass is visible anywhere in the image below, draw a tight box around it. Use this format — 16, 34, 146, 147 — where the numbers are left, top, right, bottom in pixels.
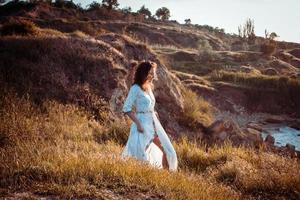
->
68, 30, 91, 38
0, 19, 39, 36
209, 70, 300, 114
0, 91, 239, 200
179, 85, 215, 128
210, 70, 300, 91
0, 90, 299, 199
175, 136, 300, 199
150, 44, 197, 54
1, 3, 299, 199
174, 136, 227, 173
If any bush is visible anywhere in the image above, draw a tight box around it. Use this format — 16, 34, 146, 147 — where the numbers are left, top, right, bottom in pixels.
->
53, 0, 83, 10
87, 1, 102, 11
0, 19, 38, 36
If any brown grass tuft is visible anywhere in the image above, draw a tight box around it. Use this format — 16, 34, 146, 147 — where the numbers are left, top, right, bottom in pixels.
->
179, 85, 215, 128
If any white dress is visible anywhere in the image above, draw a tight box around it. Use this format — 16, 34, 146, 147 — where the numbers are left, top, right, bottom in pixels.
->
121, 84, 178, 171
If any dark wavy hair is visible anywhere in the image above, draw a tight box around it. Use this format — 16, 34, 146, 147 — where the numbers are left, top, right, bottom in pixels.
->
132, 61, 157, 91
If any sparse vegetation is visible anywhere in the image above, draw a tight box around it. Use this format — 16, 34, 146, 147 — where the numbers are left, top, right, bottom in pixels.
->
238, 18, 256, 43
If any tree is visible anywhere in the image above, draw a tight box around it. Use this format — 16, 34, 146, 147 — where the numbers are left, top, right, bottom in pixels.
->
87, 1, 102, 11
102, 0, 118, 10
155, 7, 170, 21
269, 32, 279, 40
137, 5, 151, 19
184, 18, 191, 25
264, 29, 279, 40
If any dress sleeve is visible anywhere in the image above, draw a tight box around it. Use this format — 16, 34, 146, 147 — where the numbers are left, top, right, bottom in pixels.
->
122, 85, 138, 113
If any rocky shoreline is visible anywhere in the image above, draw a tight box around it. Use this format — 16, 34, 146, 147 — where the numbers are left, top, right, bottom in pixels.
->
203, 114, 300, 159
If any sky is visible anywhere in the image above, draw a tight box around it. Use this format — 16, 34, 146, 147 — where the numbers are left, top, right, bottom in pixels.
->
75, 0, 300, 43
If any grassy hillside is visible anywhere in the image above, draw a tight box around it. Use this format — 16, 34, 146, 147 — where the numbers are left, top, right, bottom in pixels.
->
1, 1, 300, 200
1, 91, 299, 199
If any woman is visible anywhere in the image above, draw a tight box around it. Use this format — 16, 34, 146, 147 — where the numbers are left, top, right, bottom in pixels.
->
121, 61, 178, 172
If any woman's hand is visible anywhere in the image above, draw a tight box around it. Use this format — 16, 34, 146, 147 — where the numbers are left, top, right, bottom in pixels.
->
137, 122, 144, 133
123, 111, 144, 133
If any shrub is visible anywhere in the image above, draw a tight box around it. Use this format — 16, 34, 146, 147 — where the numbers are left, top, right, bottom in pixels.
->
197, 39, 213, 52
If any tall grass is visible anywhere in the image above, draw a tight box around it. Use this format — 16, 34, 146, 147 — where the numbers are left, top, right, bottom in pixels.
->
175, 136, 300, 199
0, 91, 240, 200
179, 85, 215, 128
0, 90, 299, 199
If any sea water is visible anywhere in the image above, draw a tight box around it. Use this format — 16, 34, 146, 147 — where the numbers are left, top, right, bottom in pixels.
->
261, 126, 300, 151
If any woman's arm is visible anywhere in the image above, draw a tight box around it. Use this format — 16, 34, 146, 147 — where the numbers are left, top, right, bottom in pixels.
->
124, 111, 144, 133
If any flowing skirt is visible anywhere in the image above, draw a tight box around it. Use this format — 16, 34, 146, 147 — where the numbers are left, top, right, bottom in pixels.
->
121, 112, 178, 171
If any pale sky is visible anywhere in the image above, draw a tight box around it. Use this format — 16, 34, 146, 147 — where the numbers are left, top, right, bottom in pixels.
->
75, 0, 300, 43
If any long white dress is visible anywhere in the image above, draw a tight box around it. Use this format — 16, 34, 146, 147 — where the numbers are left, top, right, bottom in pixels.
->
121, 83, 178, 171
